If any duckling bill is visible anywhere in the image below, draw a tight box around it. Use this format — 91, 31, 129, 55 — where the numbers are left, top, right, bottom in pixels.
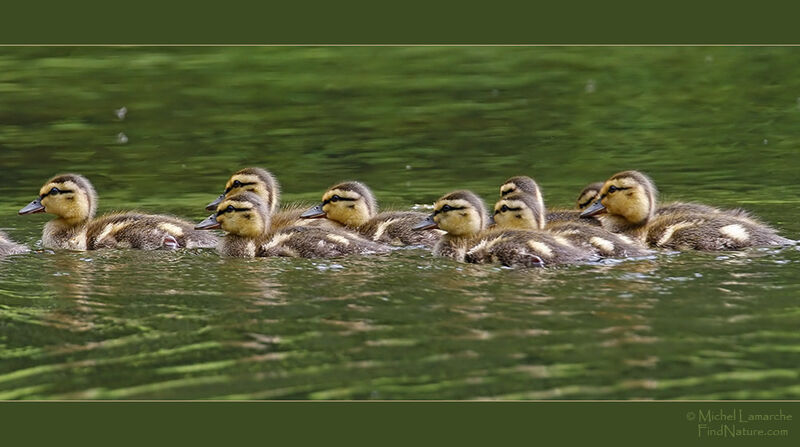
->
19, 174, 218, 250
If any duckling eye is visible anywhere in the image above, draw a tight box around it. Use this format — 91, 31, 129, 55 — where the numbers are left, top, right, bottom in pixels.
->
441, 204, 453, 212
49, 187, 60, 196
232, 180, 242, 188
500, 204, 510, 213
331, 195, 340, 203
226, 205, 235, 212
608, 185, 619, 193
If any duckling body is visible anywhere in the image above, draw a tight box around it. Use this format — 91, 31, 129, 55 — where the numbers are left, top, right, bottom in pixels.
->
301, 181, 440, 248
197, 192, 390, 258
501, 176, 600, 226
644, 211, 790, 251
0, 231, 28, 255
207, 167, 342, 233
581, 170, 792, 250
19, 174, 217, 250
415, 190, 594, 267
494, 191, 649, 258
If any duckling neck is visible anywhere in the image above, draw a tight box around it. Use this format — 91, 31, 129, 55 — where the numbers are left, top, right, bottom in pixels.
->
220, 234, 260, 258
43, 218, 89, 250
601, 215, 648, 242
434, 234, 472, 261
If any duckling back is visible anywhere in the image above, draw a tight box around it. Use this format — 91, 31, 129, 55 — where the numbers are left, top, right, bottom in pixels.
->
360, 211, 440, 248
547, 221, 650, 258
0, 231, 29, 256
259, 226, 391, 258
646, 211, 792, 251
463, 229, 596, 268
87, 213, 218, 250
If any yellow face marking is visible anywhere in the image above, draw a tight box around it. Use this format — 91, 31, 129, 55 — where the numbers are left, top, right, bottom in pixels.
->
499, 182, 516, 196
600, 177, 651, 224
217, 201, 263, 237
433, 198, 483, 237
321, 188, 370, 227
39, 180, 91, 222
577, 191, 598, 210
226, 174, 277, 213
493, 198, 541, 230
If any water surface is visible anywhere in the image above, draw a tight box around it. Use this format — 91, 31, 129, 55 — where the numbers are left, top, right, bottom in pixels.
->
1, 47, 799, 399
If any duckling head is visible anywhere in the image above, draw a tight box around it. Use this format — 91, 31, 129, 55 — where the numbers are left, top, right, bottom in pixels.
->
19, 174, 97, 224
299, 181, 377, 227
413, 190, 488, 237
206, 167, 280, 214
493, 192, 546, 230
500, 176, 542, 198
581, 171, 657, 225
576, 182, 604, 210
196, 191, 270, 238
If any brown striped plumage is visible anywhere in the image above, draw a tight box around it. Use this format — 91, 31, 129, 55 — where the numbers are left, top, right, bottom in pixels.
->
582, 170, 793, 250
19, 173, 217, 250
302, 181, 440, 248
203, 192, 391, 258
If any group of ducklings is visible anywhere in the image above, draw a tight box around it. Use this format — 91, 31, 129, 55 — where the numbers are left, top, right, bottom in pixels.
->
8, 169, 792, 268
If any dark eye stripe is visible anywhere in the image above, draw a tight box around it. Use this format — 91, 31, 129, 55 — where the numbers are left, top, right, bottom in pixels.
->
601, 186, 631, 200
501, 188, 515, 196
322, 196, 356, 206
224, 182, 257, 194
495, 206, 521, 214
433, 205, 464, 216
41, 188, 73, 198
578, 197, 596, 209
216, 206, 252, 216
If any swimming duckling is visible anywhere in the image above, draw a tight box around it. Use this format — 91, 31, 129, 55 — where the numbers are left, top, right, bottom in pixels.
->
207, 167, 340, 231
18, 174, 217, 250
413, 190, 592, 267
500, 176, 600, 226
299, 181, 440, 248
196, 192, 391, 258
0, 230, 28, 255
493, 192, 649, 258
580, 170, 792, 250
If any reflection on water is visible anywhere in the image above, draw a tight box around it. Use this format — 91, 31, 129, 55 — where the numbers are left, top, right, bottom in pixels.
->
1, 47, 799, 399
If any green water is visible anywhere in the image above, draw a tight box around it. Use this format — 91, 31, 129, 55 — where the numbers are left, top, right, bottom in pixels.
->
1, 47, 799, 399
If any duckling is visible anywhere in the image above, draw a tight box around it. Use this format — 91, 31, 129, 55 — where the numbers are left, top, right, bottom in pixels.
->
500, 176, 600, 226
18, 174, 217, 250
207, 167, 340, 231
299, 181, 440, 248
195, 192, 391, 258
493, 192, 649, 258
576, 182, 604, 210
413, 190, 593, 267
0, 230, 28, 255
580, 170, 793, 250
